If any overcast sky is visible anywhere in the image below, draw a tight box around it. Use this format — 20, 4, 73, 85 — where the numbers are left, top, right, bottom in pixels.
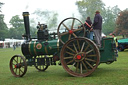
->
1, 0, 128, 25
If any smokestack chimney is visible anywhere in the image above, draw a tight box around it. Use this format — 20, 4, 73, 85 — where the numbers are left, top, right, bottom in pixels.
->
22, 12, 31, 40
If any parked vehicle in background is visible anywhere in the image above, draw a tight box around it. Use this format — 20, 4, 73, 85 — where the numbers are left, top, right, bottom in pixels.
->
118, 38, 128, 51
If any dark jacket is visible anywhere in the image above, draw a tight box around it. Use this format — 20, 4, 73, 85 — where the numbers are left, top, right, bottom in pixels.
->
84, 20, 92, 30
93, 13, 102, 30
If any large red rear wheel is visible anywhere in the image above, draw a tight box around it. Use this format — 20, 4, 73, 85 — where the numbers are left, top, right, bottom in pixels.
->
60, 38, 100, 77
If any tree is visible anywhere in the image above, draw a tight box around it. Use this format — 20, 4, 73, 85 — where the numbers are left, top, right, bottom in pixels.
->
76, 0, 105, 21
0, 2, 8, 39
102, 6, 121, 34
9, 15, 24, 39
115, 9, 128, 37
33, 9, 58, 29
76, 1, 121, 35
9, 28, 18, 38
0, 14, 8, 38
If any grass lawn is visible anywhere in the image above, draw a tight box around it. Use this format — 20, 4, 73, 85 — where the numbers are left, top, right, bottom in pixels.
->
0, 47, 128, 85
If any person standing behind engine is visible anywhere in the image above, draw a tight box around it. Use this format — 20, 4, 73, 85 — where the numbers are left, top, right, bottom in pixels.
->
112, 33, 118, 57
92, 10, 102, 48
84, 17, 93, 40
112, 34, 118, 48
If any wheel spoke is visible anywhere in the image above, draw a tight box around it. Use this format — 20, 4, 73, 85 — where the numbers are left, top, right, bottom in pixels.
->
64, 56, 73, 59
40, 66, 41, 70
68, 34, 71, 40
82, 61, 88, 71
19, 68, 20, 75
16, 68, 17, 74
85, 58, 96, 62
60, 32, 69, 36
84, 44, 90, 52
73, 43, 78, 53
67, 46, 76, 53
72, 33, 77, 38
12, 63, 16, 66
60, 40, 65, 44
80, 42, 85, 52
17, 57, 18, 63
13, 58, 18, 63
62, 23, 70, 31
13, 67, 16, 70
87, 55, 97, 57
19, 68, 24, 74
67, 60, 74, 65
71, 18, 75, 29
22, 66, 25, 69
86, 49, 93, 55
66, 51, 74, 56
70, 62, 76, 69
20, 58, 22, 64
73, 28, 83, 32
80, 62, 83, 74
85, 61, 93, 69
77, 40, 80, 51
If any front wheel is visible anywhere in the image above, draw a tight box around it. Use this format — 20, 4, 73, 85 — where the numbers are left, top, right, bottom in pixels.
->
10, 55, 27, 77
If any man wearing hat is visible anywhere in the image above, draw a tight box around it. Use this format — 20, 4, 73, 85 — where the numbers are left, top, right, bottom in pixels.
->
92, 10, 102, 48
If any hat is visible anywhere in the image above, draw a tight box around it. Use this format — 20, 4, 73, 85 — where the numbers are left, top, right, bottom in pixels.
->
95, 10, 100, 13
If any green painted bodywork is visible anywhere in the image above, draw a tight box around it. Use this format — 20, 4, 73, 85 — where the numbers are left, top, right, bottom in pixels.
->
100, 38, 116, 63
27, 37, 117, 63
28, 39, 59, 56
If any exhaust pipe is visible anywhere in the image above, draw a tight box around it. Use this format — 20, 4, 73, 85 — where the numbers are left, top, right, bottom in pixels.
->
22, 12, 31, 40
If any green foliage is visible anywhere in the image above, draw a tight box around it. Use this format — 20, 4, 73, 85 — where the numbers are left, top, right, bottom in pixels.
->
0, 29, 8, 39
102, 6, 121, 34
76, 0, 105, 21
9, 15, 24, 39
115, 9, 128, 37
0, 2, 8, 39
9, 28, 18, 38
0, 48, 128, 85
9, 15, 24, 28
76, 0, 121, 35
0, 15, 7, 30
30, 25, 37, 38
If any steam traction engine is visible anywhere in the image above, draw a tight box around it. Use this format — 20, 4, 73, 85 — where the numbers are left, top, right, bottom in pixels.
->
9, 12, 118, 77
